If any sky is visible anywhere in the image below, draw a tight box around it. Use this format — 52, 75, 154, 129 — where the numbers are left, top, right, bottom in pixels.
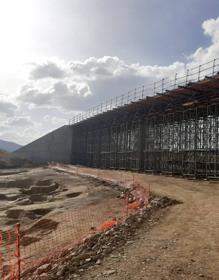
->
1, 0, 219, 145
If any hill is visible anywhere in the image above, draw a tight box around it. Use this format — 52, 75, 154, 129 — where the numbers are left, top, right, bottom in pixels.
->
0, 139, 22, 152
0, 149, 32, 168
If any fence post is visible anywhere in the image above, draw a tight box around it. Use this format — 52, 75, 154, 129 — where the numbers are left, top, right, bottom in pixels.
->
15, 224, 21, 280
0, 230, 2, 278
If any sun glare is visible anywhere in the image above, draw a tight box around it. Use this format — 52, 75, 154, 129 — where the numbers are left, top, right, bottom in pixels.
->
0, 0, 37, 68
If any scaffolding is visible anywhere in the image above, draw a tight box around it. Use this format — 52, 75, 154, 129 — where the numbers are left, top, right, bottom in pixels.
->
71, 59, 219, 179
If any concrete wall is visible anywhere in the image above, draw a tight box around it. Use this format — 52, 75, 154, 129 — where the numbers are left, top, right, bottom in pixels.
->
14, 125, 73, 164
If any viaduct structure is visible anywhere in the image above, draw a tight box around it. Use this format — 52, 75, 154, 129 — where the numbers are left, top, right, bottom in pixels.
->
15, 59, 219, 179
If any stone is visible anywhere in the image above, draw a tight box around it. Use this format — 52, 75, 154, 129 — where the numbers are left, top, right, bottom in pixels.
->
56, 267, 65, 277
39, 273, 48, 280
103, 269, 117, 276
110, 254, 118, 258
37, 263, 51, 275
95, 259, 101, 265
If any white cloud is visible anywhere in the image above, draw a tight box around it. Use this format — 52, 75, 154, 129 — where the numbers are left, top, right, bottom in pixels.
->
0, 112, 38, 145
188, 17, 219, 64
43, 115, 66, 126
18, 56, 186, 112
18, 81, 91, 111
70, 56, 133, 80
202, 18, 219, 44
7, 117, 33, 127
2, 16, 219, 144
0, 101, 17, 117
29, 61, 67, 80
18, 84, 52, 106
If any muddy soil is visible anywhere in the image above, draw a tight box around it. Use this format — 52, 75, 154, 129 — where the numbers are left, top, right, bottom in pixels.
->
55, 166, 219, 280
0, 167, 121, 231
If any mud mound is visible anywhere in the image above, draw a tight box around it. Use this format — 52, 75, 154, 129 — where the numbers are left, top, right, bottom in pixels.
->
6, 219, 19, 225
30, 194, 49, 203
21, 235, 41, 246
0, 193, 21, 202
0, 169, 28, 176
7, 194, 22, 201
0, 178, 33, 189
6, 208, 36, 220
36, 179, 52, 186
6, 207, 52, 221
31, 208, 52, 216
25, 218, 59, 235
16, 198, 32, 206
66, 192, 82, 198
6, 209, 25, 219
21, 183, 59, 195
25, 211, 40, 220
0, 194, 8, 200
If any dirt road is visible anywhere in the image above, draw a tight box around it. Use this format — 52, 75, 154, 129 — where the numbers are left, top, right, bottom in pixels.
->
65, 167, 219, 280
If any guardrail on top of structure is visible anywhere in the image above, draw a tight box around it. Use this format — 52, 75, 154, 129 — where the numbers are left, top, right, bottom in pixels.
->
69, 58, 219, 125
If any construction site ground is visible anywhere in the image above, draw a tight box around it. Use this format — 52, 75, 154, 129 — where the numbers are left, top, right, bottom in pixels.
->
0, 166, 127, 275
0, 167, 123, 231
0, 165, 219, 279
61, 166, 219, 280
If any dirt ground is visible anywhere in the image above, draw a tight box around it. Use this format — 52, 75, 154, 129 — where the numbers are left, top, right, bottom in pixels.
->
59, 166, 219, 280
1, 165, 219, 279
0, 167, 126, 272
0, 167, 124, 230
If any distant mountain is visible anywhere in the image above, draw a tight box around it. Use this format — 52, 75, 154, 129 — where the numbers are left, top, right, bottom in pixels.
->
0, 139, 22, 152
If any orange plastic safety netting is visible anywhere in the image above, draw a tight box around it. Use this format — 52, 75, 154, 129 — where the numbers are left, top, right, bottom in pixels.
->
1, 166, 150, 279
0, 224, 21, 280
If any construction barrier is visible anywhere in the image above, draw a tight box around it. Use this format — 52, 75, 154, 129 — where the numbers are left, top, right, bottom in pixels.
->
20, 199, 127, 274
1, 168, 150, 279
0, 224, 21, 280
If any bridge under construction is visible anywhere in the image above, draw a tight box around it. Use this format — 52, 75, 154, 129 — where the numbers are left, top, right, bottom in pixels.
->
71, 59, 219, 179
16, 58, 219, 179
